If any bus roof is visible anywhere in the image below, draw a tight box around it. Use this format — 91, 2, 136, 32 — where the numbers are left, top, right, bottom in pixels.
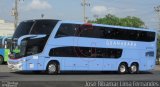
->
22, 19, 60, 23
61, 20, 157, 33
21, 19, 157, 33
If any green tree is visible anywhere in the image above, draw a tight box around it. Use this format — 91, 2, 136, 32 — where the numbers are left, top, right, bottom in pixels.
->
89, 14, 145, 28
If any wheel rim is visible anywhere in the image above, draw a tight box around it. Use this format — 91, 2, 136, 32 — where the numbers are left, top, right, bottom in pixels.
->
120, 65, 126, 73
131, 65, 137, 73
48, 64, 56, 73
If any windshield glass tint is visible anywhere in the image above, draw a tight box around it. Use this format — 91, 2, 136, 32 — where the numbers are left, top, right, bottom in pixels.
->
13, 36, 49, 58
11, 20, 59, 58
13, 20, 58, 38
13, 21, 34, 38
30, 20, 57, 35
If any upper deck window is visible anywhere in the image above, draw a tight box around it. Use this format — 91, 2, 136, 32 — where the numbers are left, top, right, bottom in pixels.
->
55, 24, 79, 38
55, 23, 155, 42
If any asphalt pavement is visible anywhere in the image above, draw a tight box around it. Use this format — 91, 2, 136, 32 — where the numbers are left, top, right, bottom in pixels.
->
0, 65, 159, 81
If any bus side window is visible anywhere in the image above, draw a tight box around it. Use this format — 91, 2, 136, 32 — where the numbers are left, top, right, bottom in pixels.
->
55, 25, 68, 37
104, 49, 122, 58
49, 48, 66, 57
49, 47, 77, 57
55, 24, 78, 38
49, 49, 55, 56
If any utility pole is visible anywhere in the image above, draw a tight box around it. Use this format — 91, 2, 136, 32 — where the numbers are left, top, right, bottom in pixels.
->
154, 5, 160, 30
11, 0, 18, 30
81, 0, 90, 22
154, 5, 160, 65
12, 0, 24, 30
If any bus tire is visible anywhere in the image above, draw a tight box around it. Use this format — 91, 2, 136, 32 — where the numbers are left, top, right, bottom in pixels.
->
118, 63, 128, 74
46, 62, 58, 75
0, 56, 4, 64
129, 63, 139, 74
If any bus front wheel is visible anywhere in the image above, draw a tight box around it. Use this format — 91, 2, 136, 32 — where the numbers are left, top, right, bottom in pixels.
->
46, 62, 58, 75
118, 63, 128, 74
0, 56, 4, 64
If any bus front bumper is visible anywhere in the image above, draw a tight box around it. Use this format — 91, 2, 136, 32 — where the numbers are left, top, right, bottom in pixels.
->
8, 61, 23, 71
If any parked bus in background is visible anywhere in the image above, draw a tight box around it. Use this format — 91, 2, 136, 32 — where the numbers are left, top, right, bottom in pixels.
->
0, 36, 11, 64
8, 19, 157, 74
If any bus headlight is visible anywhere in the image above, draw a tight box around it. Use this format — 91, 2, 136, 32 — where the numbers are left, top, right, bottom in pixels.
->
8, 61, 23, 70
17, 62, 23, 70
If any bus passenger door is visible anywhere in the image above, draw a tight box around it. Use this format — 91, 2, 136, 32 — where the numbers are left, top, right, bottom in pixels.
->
37, 56, 45, 70
73, 46, 103, 71
88, 47, 103, 71
62, 46, 89, 71
26, 55, 38, 70
61, 47, 91, 70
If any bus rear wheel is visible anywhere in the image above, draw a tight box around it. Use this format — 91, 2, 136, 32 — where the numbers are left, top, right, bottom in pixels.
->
0, 56, 4, 64
46, 62, 58, 75
129, 63, 139, 74
118, 63, 128, 74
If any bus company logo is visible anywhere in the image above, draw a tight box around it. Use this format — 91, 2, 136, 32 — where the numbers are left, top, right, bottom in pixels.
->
106, 40, 137, 47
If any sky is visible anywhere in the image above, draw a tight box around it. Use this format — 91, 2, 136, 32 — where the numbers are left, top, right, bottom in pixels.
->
0, 0, 160, 29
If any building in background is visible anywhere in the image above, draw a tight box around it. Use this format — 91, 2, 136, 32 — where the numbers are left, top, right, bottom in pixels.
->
0, 19, 14, 36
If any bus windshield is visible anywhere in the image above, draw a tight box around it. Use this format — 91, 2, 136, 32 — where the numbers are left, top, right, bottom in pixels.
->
13, 21, 34, 38
13, 35, 49, 58
13, 20, 59, 38
11, 20, 59, 58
